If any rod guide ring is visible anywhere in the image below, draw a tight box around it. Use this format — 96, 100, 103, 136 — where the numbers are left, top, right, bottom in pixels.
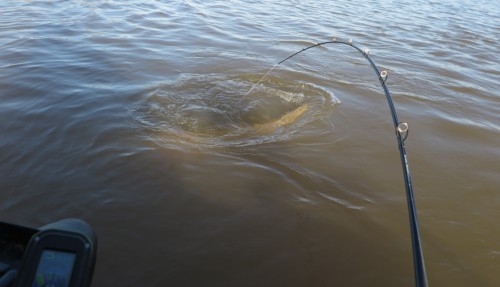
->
397, 122, 409, 133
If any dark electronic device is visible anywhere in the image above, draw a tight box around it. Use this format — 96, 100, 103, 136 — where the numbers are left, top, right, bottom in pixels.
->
0, 219, 97, 287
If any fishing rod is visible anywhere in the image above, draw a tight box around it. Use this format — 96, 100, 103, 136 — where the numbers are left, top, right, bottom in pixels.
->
241, 38, 428, 287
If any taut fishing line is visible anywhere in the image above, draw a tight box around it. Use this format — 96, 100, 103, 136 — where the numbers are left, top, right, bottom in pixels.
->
238, 38, 428, 287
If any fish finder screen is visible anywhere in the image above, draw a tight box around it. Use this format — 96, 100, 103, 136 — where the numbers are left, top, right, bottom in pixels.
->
32, 249, 76, 287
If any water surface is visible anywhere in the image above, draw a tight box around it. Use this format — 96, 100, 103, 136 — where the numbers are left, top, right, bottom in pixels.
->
1, 0, 499, 286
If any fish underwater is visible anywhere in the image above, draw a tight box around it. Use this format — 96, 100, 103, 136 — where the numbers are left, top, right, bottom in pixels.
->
170, 100, 310, 144
252, 103, 309, 134
132, 74, 338, 148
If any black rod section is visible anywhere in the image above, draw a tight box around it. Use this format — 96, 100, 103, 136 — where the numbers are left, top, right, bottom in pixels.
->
275, 39, 428, 287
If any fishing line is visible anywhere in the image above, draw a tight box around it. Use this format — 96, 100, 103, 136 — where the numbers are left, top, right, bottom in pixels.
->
239, 38, 427, 287
239, 63, 279, 104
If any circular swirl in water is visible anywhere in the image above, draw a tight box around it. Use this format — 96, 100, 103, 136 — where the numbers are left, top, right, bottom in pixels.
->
131, 73, 339, 148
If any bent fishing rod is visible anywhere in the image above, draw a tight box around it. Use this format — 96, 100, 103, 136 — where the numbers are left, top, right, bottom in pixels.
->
241, 39, 428, 287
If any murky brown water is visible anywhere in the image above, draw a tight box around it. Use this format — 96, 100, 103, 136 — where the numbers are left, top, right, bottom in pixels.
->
1, 0, 499, 286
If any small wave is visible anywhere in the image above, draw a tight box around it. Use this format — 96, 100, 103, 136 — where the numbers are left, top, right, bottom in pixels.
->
275, 39, 328, 50
317, 192, 365, 210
